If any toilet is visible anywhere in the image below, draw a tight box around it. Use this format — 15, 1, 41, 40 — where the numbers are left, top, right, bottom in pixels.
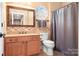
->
40, 32, 54, 56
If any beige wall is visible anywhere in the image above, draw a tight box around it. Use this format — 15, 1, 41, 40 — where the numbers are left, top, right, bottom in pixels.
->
32, 2, 51, 39
50, 2, 71, 11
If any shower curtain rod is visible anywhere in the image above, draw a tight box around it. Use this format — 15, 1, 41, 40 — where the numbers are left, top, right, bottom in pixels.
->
51, 2, 78, 12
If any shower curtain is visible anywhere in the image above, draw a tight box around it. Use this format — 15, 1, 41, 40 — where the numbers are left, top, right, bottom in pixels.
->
51, 3, 78, 56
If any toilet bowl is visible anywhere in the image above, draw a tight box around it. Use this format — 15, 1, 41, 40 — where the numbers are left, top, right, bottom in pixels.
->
43, 40, 54, 48
43, 40, 54, 56
40, 32, 54, 56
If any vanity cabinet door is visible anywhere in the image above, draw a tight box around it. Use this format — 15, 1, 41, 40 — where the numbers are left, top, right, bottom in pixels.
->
26, 35, 41, 55
5, 37, 27, 56
4, 37, 19, 56
17, 42, 26, 56
18, 37, 27, 56
5, 42, 20, 56
4, 37, 26, 56
26, 40, 40, 55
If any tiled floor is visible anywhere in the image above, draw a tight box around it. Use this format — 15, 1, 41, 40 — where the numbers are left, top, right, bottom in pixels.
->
53, 50, 65, 56
34, 50, 65, 56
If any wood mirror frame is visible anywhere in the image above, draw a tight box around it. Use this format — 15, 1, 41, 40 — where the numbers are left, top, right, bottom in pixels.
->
6, 6, 35, 27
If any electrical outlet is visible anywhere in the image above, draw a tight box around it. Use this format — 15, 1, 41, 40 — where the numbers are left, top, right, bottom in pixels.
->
1, 23, 3, 27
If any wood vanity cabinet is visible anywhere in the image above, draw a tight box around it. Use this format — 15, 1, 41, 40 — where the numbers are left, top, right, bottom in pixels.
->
4, 35, 41, 56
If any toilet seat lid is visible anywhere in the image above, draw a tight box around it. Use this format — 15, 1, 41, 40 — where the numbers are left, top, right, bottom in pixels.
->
43, 40, 54, 47
43, 40, 54, 44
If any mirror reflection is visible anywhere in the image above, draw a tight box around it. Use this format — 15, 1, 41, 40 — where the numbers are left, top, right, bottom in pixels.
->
7, 6, 35, 27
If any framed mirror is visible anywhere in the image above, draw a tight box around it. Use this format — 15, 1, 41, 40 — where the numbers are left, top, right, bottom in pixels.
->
6, 6, 35, 27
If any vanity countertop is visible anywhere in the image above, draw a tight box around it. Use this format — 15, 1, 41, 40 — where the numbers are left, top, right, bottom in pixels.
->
5, 33, 40, 37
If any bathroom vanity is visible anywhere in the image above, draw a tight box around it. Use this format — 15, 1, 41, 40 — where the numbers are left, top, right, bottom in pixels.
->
4, 34, 41, 56
4, 5, 41, 56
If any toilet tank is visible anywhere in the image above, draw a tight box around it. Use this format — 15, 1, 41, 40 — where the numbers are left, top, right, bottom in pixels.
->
40, 32, 48, 41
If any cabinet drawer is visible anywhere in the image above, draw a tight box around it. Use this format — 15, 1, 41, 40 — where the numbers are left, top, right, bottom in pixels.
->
5, 37, 18, 43
18, 36, 32, 42
32, 35, 40, 41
